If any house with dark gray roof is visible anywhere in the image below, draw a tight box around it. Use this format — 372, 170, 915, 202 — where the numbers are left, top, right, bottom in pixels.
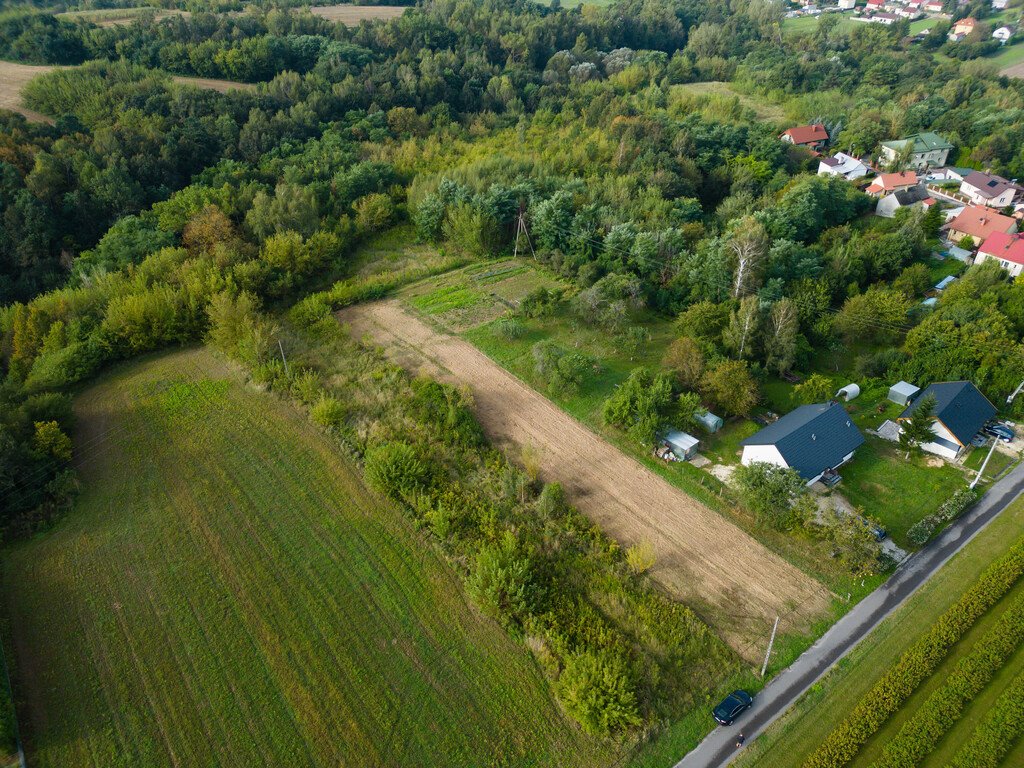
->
898, 381, 997, 459
960, 171, 1020, 208
740, 402, 865, 485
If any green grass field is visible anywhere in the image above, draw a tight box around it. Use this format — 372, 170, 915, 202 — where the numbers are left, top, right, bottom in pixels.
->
0, 348, 612, 768
733, 494, 1024, 768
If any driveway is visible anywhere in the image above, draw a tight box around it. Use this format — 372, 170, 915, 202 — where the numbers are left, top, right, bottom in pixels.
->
674, 461, 1024, 768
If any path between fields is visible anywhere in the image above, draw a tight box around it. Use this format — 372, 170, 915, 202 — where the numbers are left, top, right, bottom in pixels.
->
337, 300, 831, 661
676, 461, 1024, 768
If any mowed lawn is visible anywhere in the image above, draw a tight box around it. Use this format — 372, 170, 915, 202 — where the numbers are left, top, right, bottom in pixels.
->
1, 348, 612, 768
733, 493, 1024, 768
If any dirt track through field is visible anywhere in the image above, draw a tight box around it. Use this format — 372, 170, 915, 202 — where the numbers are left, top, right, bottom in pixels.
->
0, 62, 65, 123
338, 300, 832, 659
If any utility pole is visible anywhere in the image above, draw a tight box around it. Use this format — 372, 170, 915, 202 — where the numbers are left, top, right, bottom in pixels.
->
971, 437, 999, 490
512, 204, 536, 260
1007, 379, 1024, 405
278, 339, 290, 377
761, 616, 780, 678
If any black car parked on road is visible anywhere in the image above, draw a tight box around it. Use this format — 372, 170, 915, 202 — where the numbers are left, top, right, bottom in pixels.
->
713, 690, 753, 725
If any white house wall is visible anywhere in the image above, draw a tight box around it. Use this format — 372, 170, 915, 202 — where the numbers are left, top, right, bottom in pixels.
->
740, 445, 788, 469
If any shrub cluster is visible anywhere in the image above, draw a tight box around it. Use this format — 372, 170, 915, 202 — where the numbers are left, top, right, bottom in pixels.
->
212, 287, 737, 739
906, 487, 978, 548
802, 537, 1024, 768
948, 668, 1024, 768
872, 589, 1024, 767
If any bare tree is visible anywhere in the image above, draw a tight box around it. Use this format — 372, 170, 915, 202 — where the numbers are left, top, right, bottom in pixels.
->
729, 218, 768, 298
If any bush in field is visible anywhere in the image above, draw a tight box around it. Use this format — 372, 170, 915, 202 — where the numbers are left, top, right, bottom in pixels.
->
310, 394, 347, 430
495, 316, 526, 340
625, 541, 656, 574
467, 532, 538, 629
518, 286, 561, 318
557, 649, 642, 737
602, 367, 673, 444
733, 461, 806, 529
532, 340, 591, 396
363, 441, 428, 500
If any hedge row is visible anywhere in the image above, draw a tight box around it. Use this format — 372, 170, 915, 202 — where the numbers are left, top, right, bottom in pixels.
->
906, 487, 978, 548
802, 537, 1024, 768
870, 587, 1024, 767
948, 667, 1024, 768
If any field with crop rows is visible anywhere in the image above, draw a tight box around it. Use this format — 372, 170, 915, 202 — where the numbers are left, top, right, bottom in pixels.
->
734, 494, 1024, 768
0, 348, 610, 768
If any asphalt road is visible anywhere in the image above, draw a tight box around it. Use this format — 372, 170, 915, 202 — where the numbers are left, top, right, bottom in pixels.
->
674, 461, 1024, 768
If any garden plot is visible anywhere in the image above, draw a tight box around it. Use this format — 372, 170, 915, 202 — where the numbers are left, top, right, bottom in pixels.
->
337, 299, 832, 661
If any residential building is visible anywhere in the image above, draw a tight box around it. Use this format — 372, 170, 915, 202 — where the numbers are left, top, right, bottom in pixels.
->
780, 123, 829, 150
898, 381, 996, 460
838, 0, 856, 8
880, 132, 953, 169
993, 0, 1008, 9
817, 152, 869, 180
740, 402, 865, 486
950, 16, 977, 38
959, 170, 1019, 208
993, 25, 1015, 42
865, 171, 919, 197
944, 205, 1018, 246
976, 232, 1024, 277
876, 186, 934, 217
870, 12, 900, 23
923, 0, 944, 12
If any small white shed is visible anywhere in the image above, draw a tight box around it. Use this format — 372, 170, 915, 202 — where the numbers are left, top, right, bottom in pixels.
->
696, 411, 724, 433
836, 383, 860, 402
664, 431, 700, 460
888, 380, 920, 406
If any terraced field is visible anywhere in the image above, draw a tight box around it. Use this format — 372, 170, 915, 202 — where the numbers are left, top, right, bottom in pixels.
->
0, 348, 610, 768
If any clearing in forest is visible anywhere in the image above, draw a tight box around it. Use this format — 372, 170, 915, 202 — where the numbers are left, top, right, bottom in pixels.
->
0, 62, 254, 124
0, 62, 63, 123
338, 300, 832, 659
308, 4, 407, 25
0, 348, 611, 768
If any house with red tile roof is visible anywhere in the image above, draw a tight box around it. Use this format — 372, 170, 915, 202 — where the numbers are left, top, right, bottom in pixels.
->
780, 123, 829, 150
945, 205, 1018, 246
865, 171, 919, 197
976, 232, 1024, 277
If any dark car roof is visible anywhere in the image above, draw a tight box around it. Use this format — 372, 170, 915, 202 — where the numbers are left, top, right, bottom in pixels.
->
900, 381, 997, 446
740, 402, 865, 480
713, 690, 751, 715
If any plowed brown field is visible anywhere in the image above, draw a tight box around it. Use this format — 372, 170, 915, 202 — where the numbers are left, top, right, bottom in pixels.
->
338, 300, 832, 659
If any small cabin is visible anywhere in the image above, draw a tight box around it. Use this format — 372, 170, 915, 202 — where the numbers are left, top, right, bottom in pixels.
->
888, 380, 920, 406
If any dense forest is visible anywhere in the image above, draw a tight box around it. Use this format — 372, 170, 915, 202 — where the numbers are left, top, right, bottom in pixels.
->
4, 0, 1024, 746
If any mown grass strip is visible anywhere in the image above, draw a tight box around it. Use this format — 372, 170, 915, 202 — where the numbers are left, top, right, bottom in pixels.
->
948, 666, 1024, 768
802, 537, 1024, 768
869, 586, 1024, 767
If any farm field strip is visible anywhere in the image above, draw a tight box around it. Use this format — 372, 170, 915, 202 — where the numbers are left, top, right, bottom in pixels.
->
1, 348, 608, 768
308, 4, 407, 25
336, 299, 832, 660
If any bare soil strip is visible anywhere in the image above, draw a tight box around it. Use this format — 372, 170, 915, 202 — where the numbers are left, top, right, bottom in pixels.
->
309, 4, 407, 25
1001, 61, 1024, 79
338, 300, 832, 659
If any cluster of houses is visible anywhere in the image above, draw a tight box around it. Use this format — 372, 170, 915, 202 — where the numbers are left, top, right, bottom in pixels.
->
784, 120, 1024, 279
785, 0, 1016, 41
737, 380, 999, 485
